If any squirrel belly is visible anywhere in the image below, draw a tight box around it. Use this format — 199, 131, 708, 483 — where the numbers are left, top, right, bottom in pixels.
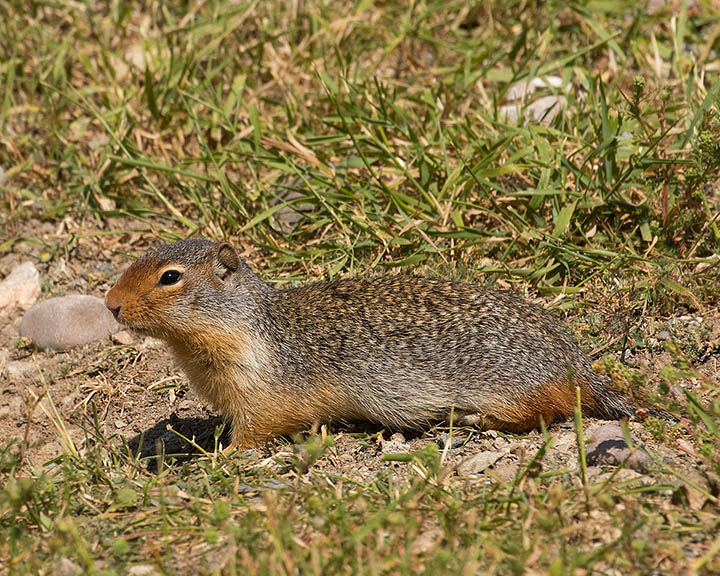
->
105, 237, 635, 449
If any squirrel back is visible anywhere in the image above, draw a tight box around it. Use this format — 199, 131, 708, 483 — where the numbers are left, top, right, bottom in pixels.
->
106, 237, 635, 448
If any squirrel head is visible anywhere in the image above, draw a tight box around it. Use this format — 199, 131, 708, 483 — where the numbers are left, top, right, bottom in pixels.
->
105, 237, 266, 337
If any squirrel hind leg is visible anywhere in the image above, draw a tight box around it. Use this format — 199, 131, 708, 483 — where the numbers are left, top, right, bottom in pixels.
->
450, 397, 561, 433
448, 409, 533, 431
450, 410, 484, 427
454, 378, 602, 433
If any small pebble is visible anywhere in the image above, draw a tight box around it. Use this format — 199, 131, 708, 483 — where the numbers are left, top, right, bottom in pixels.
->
410, 528, 444, 554
585, 423, 651, 473
0, 262, 41, 310
381, 440, 410, 455
489, 457, 519, 483
96, 195, 116, 212
264, 479, 289, 490
436, 432, 465, 450
672, 471, 714, 511
4, 360, 36, 380
656, 330, 671, 341
126, 566, 159, 576
20, 295, 121, 351
456, 450, 509, 476
236, 483, 258, 494
112, 330, 135, 346
177, 399, 195, 411
57, 558, 81, 576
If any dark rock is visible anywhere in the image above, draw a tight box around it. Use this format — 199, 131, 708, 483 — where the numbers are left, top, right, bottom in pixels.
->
436, 432, 465, 450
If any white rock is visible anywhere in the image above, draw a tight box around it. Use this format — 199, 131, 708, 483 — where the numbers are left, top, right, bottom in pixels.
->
505, 75, 565, 101
57, 557, 82, 576
96, 195, 116, 211
20, 295, 121, 351
381, 440, 410, 454
126, 565, 160, 576
500, 75, 570, 126
500, 95, 567, 126
526, 95, 567, 125
140, 337, 165, 350
0, 262, 41, 310
456, 450, 509, 476
410, 528, 444, 554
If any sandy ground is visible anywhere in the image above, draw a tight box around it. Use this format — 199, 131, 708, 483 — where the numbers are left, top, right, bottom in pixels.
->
1, 220, 718, 507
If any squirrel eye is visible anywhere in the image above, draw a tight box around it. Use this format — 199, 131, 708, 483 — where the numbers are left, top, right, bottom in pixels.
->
159, 270, 182, 286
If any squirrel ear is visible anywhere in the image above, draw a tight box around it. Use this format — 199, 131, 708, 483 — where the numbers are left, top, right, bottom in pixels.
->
215, 243, 239, 281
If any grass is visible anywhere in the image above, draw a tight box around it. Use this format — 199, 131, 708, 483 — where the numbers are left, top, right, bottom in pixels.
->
1, 0, 720, 573
2, 420, 715, 575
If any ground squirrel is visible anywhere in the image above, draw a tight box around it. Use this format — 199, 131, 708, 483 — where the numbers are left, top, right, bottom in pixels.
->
105, 237, 635, 449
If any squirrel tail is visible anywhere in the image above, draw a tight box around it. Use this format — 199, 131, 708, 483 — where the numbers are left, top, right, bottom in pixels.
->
586, 373, 680, 423
586, 373, 636, 420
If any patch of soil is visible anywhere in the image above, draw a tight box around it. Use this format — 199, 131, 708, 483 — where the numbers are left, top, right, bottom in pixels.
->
0, 219, 718, 492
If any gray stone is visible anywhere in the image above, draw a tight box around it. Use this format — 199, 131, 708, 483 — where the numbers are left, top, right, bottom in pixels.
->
456, 450, 509, 476
126, 566, 160, 576
381, 440, 410, 454
0, 262, 41, 310
436, 432, 465, 450
410, 528, 444, 554
381, 432, 409, 454
57, 557, 82, 576
488, 457, 520, 483
4, 360, 35, 380
585, 423, 651, 473
672, 471, 716, 511
20, 295, 121, 351
656, 330, 671, 341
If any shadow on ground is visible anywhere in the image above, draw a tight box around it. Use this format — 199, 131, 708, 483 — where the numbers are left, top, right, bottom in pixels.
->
128, 414, 229, 466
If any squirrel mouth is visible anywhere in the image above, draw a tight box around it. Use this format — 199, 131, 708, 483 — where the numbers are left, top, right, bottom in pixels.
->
124, 324, 161, 337
114, 317, 158, 337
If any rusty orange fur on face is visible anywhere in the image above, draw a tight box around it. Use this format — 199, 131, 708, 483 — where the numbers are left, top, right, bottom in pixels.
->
106, 256, 195, 335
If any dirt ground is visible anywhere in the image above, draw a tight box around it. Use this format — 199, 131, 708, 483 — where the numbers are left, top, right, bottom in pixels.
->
1, 220, 719, 506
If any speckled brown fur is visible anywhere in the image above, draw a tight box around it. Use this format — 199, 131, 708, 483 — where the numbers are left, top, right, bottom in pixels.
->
105, 237, 635, 449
